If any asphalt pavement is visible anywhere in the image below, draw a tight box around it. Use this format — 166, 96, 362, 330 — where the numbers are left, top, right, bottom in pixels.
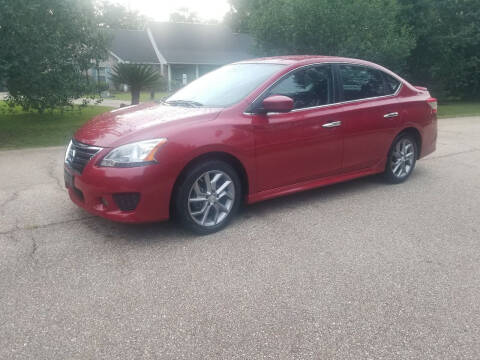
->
1, 117, 480, 359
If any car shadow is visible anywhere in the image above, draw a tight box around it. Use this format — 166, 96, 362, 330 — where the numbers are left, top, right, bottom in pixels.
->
250, 165, 429, 214
81, 168, 429, 244
242, 174, 383, 219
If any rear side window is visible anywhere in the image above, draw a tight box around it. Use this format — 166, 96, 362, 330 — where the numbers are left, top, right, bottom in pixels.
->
267, 65, 334, 109
383, 73, 401, 94
339, 65, 388, 101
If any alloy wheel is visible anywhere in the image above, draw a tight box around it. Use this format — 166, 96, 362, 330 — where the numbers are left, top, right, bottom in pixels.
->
188, 170, 235, 227
391, 138, 415, 178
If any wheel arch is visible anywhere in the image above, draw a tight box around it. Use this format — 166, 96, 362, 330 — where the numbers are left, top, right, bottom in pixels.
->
169, 151, 250, 216
396, 127, 422, 159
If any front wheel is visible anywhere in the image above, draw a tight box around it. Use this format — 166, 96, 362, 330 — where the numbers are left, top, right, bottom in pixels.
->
384, 134, 417, 184
173, 160, 241, 235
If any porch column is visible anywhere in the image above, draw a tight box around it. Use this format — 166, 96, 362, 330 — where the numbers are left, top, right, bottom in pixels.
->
167, 64, 172, 91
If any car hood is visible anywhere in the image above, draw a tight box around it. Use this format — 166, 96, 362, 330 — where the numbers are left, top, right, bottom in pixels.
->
74, 102, 222, 147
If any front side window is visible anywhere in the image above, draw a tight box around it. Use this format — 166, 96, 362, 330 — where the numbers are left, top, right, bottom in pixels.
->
339, 65, 388, 101
266, 65, 334, 109
166, 63, 286, 108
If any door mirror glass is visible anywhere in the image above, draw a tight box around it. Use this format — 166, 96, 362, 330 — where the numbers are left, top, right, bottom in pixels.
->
262, 95, 294, 113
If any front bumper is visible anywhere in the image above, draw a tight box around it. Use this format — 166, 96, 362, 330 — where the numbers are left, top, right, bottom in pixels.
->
65, 161, 176, 223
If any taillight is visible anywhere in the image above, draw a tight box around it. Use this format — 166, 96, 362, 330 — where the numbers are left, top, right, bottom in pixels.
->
427, 98, 437, 114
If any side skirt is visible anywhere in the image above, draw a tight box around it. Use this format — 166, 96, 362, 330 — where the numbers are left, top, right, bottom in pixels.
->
247, 167, 384, 204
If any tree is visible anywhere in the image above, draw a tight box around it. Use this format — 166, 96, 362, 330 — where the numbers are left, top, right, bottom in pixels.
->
227, 0, 415, 73
224, 0, 253, 32
96, 1, 149, 30
0, 0, 109, 111
401, 0, 480, 99
169, 7, 200, 23
110, 64, 162, 105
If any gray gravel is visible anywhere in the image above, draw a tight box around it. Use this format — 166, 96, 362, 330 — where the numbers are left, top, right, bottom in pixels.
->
1, 117, 480, 359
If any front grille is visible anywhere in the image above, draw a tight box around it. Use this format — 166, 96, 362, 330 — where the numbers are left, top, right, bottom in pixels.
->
113, 193, 140, 212
65, 139, 102, 173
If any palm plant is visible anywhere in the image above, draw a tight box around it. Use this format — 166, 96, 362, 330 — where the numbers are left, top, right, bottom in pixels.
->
110, 63, 162, 105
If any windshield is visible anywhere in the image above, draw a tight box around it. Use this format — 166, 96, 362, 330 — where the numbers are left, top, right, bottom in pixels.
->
166, 63, 286, 108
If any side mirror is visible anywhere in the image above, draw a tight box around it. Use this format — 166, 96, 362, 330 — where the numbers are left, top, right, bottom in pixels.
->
261, 95, 294, 113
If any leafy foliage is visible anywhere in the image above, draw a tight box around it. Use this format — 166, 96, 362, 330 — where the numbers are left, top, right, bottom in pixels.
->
169, 7, 200, 23
224, 0, 251, 33
402, 0, 480, 99
110, 64, 163, 104
227, 0, 480, 100
0, 0, 110, 112
169, 7, 220, 24
96, 1, 149, 30
226, 0, 415, 72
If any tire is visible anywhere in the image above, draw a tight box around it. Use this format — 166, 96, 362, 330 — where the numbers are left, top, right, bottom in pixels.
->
384, 133, 418, 184
173, 160, 242, 235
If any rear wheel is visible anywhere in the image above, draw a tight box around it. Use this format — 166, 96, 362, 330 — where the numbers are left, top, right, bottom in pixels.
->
173, 160, 241, 234
384, 134, 417, 184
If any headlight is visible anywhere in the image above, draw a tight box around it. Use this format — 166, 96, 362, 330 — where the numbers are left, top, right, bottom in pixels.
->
99, 138, 167, 167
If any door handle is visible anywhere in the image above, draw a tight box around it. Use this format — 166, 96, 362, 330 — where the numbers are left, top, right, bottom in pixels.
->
322, 121, 342, 128
384, 112, 399, 119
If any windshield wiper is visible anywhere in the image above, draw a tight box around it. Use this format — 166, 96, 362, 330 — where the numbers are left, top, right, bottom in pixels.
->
165, 100, 203, 108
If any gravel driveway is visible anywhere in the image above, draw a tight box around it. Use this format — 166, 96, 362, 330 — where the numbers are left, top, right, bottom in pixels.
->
1, 117, 480, 359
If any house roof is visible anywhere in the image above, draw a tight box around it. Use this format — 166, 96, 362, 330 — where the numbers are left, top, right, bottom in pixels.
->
147, 22, 255, 65
110, 29, 159, 64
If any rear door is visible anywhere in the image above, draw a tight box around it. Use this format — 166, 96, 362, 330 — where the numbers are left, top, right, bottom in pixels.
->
334, 64, 402, 172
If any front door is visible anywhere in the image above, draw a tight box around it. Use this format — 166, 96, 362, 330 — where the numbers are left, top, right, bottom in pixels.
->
252, 64, 344, 192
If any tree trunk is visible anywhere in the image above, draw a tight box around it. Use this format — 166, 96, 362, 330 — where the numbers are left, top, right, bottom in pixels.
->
131, 88, 140, 105
95, 61, 100, 84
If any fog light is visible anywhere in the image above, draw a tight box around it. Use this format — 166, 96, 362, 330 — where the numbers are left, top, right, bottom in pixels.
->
113, 193, 140, 212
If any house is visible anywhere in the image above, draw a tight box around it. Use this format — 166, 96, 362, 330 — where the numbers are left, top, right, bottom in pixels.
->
94, 22, 255, 91
91, 29, 160, 91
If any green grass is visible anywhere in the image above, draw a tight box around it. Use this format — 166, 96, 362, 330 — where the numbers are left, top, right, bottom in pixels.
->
0, 102, 113, 150
108, 91, 169, 103
438, 101, 480, 118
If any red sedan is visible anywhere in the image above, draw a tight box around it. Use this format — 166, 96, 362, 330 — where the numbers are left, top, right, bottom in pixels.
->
65, 56, 437, 234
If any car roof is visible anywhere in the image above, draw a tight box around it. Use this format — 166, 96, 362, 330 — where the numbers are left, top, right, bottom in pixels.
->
234, 55, 407, 84
235, 55, 383, 69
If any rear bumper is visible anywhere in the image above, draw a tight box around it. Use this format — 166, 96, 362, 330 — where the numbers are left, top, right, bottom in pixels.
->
65, 162, 176, 223
420, 115, 437, 159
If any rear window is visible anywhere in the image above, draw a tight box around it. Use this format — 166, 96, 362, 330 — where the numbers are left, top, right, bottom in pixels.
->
339, 64, 388, 101
384, 73, 401, 94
